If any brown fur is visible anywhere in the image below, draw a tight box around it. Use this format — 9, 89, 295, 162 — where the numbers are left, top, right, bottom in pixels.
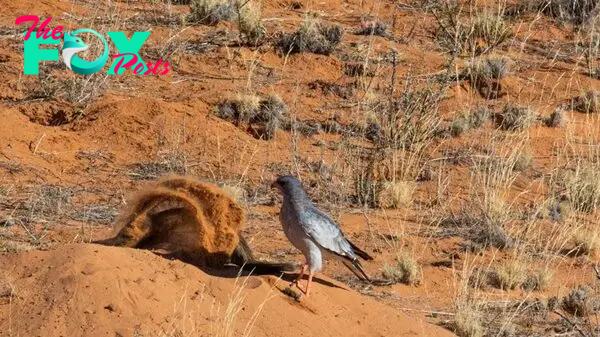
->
95, 176, 242, 268
95, 175, 295, 273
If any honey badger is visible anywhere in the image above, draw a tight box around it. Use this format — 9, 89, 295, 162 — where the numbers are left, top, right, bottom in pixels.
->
94, 175, 294, 274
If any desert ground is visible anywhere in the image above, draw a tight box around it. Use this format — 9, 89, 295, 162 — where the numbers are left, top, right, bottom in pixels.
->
1, 0, 600, 336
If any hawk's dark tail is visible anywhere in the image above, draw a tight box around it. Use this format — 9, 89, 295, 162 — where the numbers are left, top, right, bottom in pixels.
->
342, 259, 372, 283
347, 239, 373, 261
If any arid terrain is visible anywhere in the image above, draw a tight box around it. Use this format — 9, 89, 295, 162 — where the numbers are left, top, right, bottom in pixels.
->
1, 0, 600, 336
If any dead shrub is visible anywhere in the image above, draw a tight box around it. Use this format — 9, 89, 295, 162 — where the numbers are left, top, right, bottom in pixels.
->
433, 2, 513, 55
127, 151, 189, 180
275, 17, 343, 55
451, 117, 471, 137
343, 63, 376, 77
236, 0, 265, 45
469, 106, 491, 128
545, 107, 568, 127
463, 56, 511, 81
572, 228, 600, 255
378, 180, 415, 208
382, 252, 422, 285
354, 19, 388, 37
215, 94, 288, 140
572, 90, 600, 113
348, 77, 444, 208
562, 285, 600, 316
495, 104, 536, 131
495, 259, 526, 290
520, 0, 600, 24
565, 163, 600, 212
189, 0, 236, 25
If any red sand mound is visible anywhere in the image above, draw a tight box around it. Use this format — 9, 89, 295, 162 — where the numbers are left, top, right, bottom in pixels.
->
0, 244, 455, 337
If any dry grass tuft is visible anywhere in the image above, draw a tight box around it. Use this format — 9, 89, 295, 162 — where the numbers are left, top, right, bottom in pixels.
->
562, 285, 600, 316
545, 107, 568, 127
520, 0, 600, 24
433, 2, 513, 55
276, 17, 343, 55
572, 90, 600, 113
453, 267, 484, 337
522, 267, 553, 291
215, 94, 288, 140
0, 240, 35, 253
463, 56, 511, 81
572, 228, 600, 255
495, 104, 536, 131
220, 183, 247, 205
513, 152, 533, 171
378, 181, 415, 208
494, 259, 526, 290
236, 0, 265, 45
565, 163, 600, 213
382, 252, 422, 285
189, 0, 235, 25
354, 19, 388, 37
448, 107, 490, 137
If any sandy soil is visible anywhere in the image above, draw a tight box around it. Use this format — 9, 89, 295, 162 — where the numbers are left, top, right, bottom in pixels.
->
2, 0, 600, 336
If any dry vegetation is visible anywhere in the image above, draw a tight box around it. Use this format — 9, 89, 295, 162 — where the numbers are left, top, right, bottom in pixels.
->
3, 0, 600, 335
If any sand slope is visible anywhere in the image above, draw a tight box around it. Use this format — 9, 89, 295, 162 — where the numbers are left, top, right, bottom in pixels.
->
0, 244, 454, 337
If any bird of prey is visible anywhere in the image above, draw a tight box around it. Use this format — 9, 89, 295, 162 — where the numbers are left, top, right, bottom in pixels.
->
271, 175, 373, 296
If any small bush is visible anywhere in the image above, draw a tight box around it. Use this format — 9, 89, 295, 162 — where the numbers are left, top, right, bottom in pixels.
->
566, 165, 600, 213
547, 197, 572, 222
572, 228, 600, 255
494, 259, 526, 290
237, 1, 265, 45
354, 19, 388, 37
513, 152, 533, 171
189, 0, 235, 25
469, 106, 491, 128
451, 117, 471, 137
382, 252, 422, 285
522, 268, 553, 291
433, 3, 513, 55
495, 104, 535, 131
220, 183, 247, 204
522, 0, 600, 24
572, 90, 600, 113
215, 94, 288, 140
545, 107, 568, 127
453, 287, 484, 337
343, 63, 376, 77
463, 56, 510, 81
461, 57, 509, 99
563, 285, 600, 316
276, 18, 343, 55
378, 181, 415, 208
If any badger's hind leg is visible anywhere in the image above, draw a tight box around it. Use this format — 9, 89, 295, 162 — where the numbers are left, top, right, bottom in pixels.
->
229, 234, 297, 275
93, 215, 153, 247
